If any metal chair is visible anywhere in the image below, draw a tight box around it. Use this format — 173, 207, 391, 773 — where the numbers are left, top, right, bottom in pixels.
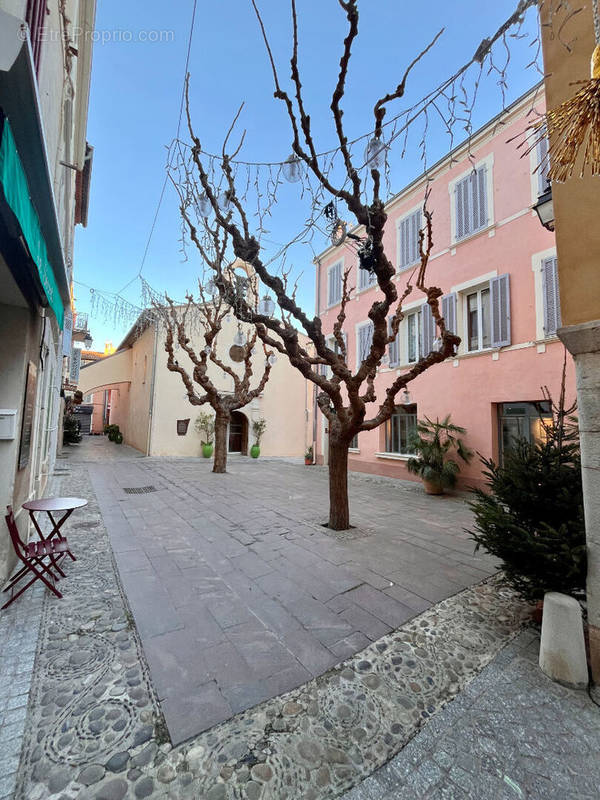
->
1, 506, 68, 609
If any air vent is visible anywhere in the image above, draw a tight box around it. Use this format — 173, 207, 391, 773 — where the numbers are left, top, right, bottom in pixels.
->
123, 486, 157, 495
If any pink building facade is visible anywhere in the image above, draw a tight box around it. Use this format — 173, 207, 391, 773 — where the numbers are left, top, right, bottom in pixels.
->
314, 87, 575, 490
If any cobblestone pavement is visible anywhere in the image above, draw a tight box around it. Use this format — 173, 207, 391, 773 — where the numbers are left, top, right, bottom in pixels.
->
83, 437, 497, 742
5, 437, 532, 799
342, 628, 600, 799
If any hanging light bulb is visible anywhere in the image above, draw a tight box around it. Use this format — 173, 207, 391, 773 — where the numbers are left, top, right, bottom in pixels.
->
203, 345, 212, 356
282, 154, 302, 183
195, 191, 211, 217
267, 354, 277, 366
258, 294, 275, 316
432, 337, 443, 353
233, 327, 246, 346
364, 136, 387, 170
204, 278, 216, 295
217, 191, 232, 214
401, 388, 412, 405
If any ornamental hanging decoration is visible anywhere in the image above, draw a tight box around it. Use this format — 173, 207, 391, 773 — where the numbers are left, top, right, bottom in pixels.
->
282, 154, 302, 183
534, 5, 600, 182
324, 200, 377, 273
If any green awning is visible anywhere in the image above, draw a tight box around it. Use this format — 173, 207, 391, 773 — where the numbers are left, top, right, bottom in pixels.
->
0, 114, 64, 328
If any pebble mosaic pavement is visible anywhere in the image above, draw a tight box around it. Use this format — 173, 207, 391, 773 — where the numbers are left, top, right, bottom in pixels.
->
5, 444, 534, 800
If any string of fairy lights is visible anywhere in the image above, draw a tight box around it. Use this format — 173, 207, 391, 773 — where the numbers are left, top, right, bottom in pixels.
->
76, 0, 556, 338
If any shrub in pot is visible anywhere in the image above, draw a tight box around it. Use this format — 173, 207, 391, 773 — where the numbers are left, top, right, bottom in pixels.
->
107, 424, 120, 442
305, 445, 313, 465
195, 412, 215, 458
114, 432, 123, 444
407, 415, 472, 495
251, 418, 267, 459
468, 417, 586, 603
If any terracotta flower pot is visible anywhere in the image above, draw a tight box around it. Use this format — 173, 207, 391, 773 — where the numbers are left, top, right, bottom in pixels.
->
423, 478, 443, 495
305, 457, 312, 465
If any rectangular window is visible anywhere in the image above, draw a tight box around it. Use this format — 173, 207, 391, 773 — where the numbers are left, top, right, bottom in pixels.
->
384, 404, 417, 455
466, 287, 491, 352
398, 209, 422, 269
349, 433, 359, 449
358, 264, 377, 291
536, 127, 550, 195
388, 318, 399, 367
357, 322, 374, 365
326, 334, 346, 377
328, 261, 343, 306
455, 165, 488, 240
407, 311, 421, 363
498, 401, 552, 464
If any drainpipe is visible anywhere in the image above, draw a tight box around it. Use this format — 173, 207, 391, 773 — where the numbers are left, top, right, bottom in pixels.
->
145, 319, 158, 456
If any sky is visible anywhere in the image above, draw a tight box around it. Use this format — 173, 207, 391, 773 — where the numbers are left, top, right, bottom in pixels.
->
73, 0, 542, 350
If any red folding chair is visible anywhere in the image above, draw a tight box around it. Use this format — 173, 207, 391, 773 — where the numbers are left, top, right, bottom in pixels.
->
2, 506, 69, 609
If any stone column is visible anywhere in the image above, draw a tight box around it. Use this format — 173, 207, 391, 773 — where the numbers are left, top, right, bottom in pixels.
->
559, 321, 600, 683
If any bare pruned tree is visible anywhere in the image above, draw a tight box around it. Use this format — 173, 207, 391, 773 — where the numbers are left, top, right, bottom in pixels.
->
151, 232, 273, 474
171, 0, 462, 529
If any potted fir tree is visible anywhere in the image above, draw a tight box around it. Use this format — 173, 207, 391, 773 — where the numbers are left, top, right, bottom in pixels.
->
407, 415, 472, 495
250, 418, 267, 458
195, 412, 215, 458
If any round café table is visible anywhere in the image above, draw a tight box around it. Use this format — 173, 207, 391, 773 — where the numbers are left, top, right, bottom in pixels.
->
22, 497, 87, 568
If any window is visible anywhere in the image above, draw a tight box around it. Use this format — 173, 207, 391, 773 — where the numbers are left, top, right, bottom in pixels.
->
407, 311, 421, 363
466, 287, 491, 352
357, 321, 374, 365
388, 318, 400, 367
358, 264, 377, 291
462, 275, 510, 352
542, 256, 561, 337
398, 209, 422, 269
327, 261, 343, 306
384, 404, 417, 455
349, 433, 359, 450
84, 394, 93, 404
325, 334, 346, 377
498, 401, 552, 463
26, 0, 48, 75
455, 165, 488, 240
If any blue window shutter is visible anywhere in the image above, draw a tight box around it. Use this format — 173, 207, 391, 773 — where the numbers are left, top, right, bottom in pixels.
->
420, 302, 435, 354
359, 322, 374, 363
475, 165, 488, 230
388, 318, 399, 367
542, 257, 561, 336
490, 274, 511, 347
537, 129, 550, 194
442, 293, 457, 336
456, 177, 470, 239
329, 262, 342, 305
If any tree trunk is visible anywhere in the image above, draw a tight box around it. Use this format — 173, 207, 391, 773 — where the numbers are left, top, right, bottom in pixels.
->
328, 434, 350, 530
213, 409, 230, 474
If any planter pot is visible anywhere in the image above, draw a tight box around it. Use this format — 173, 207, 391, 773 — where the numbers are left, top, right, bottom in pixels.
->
202, 444, 214, 458
250, 445, 260, 459
114, 432, 123, 444
305, 458, 312, 466
423, 478, 443, 495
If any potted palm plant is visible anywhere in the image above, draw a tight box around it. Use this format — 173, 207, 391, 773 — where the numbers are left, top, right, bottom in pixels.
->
251, 418, 267, 458
407, 415, 472, 495
195, 412, 215, 458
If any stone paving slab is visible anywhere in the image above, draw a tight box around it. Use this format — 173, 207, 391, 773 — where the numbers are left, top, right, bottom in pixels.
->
11, 437, 528, 800
82, 437, 497, 743
342, 629, 600, 800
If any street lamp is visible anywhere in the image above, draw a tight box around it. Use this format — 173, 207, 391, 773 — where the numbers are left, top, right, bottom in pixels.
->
533, 185, 555, 232
84, 333, 93, 349
258, 294, 275, 316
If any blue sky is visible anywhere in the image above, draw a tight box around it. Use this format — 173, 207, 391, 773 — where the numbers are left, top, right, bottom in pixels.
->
73, 0, 541, 349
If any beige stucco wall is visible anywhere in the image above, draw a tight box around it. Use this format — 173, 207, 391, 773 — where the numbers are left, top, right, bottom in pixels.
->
541, 3, 600, 326
150, 315, 312, 458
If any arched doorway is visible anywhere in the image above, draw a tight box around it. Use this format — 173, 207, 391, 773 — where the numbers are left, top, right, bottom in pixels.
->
229, 411, 248, 455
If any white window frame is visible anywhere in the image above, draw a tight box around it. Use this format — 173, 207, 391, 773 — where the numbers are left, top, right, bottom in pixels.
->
382, 405, 418, 457
531, 247, 559, 341
464, 284, 492, 353
448, 153, 495, 246
396, 203, 422, 271
327, 259, 343, 308
405, 309, 422, 364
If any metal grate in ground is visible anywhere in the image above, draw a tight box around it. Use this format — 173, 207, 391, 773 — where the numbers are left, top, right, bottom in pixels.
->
122, 486, 157, 494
